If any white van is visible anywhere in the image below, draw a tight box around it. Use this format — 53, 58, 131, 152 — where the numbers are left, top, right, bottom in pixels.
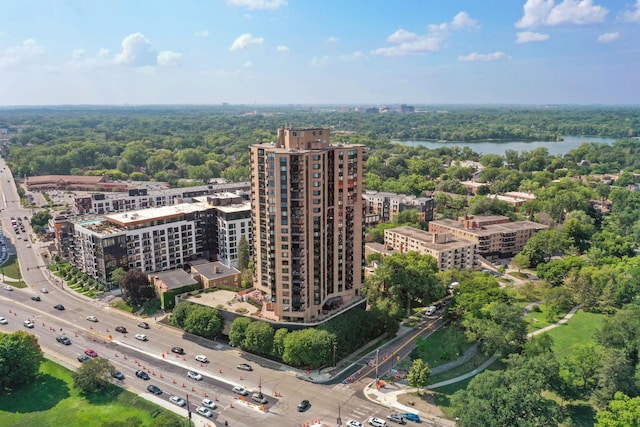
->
425, 305, 437, 316
369, 417, 387, 427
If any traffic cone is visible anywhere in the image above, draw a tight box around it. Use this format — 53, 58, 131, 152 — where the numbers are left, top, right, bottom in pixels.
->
182, 383, 186, 388
219, 369, 223, 374
240, 376, 243, 381
173, 379, 176, 384
204, 391, 208, 397
115, 353, 119, 358
229, 403, 233, 408
191, 386, 195, 392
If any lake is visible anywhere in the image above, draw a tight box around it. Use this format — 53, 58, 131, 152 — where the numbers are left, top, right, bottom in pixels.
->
393, 135, 618, 156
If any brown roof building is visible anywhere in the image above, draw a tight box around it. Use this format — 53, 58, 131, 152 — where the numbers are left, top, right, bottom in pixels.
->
26, 175, 129, 192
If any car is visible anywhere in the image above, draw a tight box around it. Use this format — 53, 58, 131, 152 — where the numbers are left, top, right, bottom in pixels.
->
0, 317, 7, 324
297, 399, 310, 412
41, 288, 49, 293
347, 421, 364, 427
4, 285, 13, 291
31, 295, 41, 301
24, 320, 35, 328
232, 386, 248, 396
86, 316, 98, 322
425, 305, 437, 316
187, 370, 203, 381
236, 363, 253, 371
84, 348, 98, 357
169, 395, 186, 407
56, 335, 71, 345
136, 370, 150, 380
196, 406, 213, 417
251, 392, 267, 404
201, 398, 217, 409
77, 354, 91, 363
54, 304, 65, 311
448, 281, 460, 290
26, 244, 31, 248
115, 326, 127, 333
147, 384, 162, 395
387, 414, 406, 424
134, 333, 148, 341
402, 413, 421, 423
111, 370, 125, 380
171, 346, 185, 355
195, 354, 208, 363
368, 417, 388, 427
138, 321, 150, 329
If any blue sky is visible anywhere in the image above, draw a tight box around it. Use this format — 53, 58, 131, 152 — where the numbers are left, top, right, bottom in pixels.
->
0, 0, 638, 105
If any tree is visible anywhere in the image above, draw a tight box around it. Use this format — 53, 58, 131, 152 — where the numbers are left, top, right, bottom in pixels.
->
564, 344, 602, 394
596, 392, 640, 427
272, 328, 288, 359
243, 321, 275, 356
511, 253, 530, 271
182, 305, 223, 339
237, 235, 249, 271
110, 267, 126, 290
519, 229, 573, 268
282, 328, 335, 368
592, 349, 638, 408
229, 317, 253, 348
121, 268, 155, 307
407, 358, 430, 394
72, 357, 115, 393
0, 331, 44, 390
30, 210, 52, 227
462, 301, 528, 356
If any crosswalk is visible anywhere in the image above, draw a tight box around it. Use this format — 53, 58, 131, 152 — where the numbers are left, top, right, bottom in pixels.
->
343, 403, 379, 424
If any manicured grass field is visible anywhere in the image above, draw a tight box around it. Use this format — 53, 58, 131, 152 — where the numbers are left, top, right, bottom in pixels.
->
1, 254, 25, 285
0, 360, 183, 427
407, 324, 473, 369
546, 310, 606, 361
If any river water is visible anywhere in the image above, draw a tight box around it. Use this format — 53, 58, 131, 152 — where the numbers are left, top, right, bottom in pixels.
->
393, 135, 618, 156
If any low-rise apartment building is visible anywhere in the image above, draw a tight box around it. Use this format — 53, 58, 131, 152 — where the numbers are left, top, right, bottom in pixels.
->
363, 191, 435, 224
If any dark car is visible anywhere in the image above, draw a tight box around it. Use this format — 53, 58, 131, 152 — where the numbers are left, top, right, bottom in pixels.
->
54, 304, 65, 310
31, 295, 41, 302
147, 384, 162, 395
111, 370, 125, 380
297, 400, 310, 412
115, 326, 127, 333
77, 354, 91, 363
138, 321, 150, 329
237, 363, 253, 371
402, 413, 421, 423
56, 335, 71, 345
171, 346, 185, 355
136, 370, 150, 380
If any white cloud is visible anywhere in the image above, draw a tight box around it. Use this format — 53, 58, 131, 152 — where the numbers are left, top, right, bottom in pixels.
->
157, 50, 182, 67
458, 51, 507, 62
373, 11, 478, 57
597, 32, 619, 43
229, 33, 264, 51
67, 48, 112, 68
339, 51, 364, 61
326, 36, 339, 43
516, 31, 550, 43
114, 33, 157, 66
622, 0, 640, 22
194, 30, 209, 37
276, 45, 289, 53
0, 38, 46, 71
516, 0, 608, 28
227, 0, 286, 10
310, 55, 330, 67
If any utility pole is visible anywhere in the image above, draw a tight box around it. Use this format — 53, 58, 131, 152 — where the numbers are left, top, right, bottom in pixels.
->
333, 342, 337, 368
375, 349, 379, 381
186, 393, 191, 423
337, 403, 342, 426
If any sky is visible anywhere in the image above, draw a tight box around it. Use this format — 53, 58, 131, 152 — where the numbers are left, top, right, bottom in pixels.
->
0, 0, 639, 105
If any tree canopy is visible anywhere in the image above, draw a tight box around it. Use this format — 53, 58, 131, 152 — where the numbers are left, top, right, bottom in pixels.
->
0, 331, 44, 391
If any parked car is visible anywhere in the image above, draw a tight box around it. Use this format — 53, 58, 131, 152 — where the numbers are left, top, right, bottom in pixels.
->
368, 417, 388, 427
56, 335, 71, 345
237, 363, 253, 371
171, 346, 185, 355
402, 413, 421, 423
134, 333, 148, 341
31, 295, 41, 301
111, 370, 125, 380
187, 370, 203, 381
84, 348, 98, 357
387, 414, 406, 424
195, 354, 208, 363
86, 315, 98, 322
4, 285, 13, 291
347, 421, 364, 427
201, 398, 216, 409
0, 317, 7, 324
54, 304, 65, 311
115, 326, 127, 333
138, 321, 150, 329
41, 288, 49, 293
297, 399, 310, 412
147, 384, 162, 395
136, 370, 150, 380
77, 354, 91, 363
196, 406, 213, 417
24, 320, 35, 328
425, 305, 437, 316
232, 386, 248, 396
251, 392, 267, 404
169, 395, 186, 407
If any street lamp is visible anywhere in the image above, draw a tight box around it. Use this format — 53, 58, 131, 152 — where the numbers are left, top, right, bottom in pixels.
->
375, 349, 379, 381
337, 403, 342, 426
333, 342, 337, 368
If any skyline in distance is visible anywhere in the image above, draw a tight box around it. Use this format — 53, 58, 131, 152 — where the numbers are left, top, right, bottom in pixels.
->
0, 0, 639, 106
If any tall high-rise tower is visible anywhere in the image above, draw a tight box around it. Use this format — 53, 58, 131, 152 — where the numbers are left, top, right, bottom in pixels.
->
250, 127, 365, 323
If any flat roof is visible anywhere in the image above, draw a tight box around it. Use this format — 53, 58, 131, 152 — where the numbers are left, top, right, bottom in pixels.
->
105, 202, 212, 226
190, 261, 239, 278
387, 226, 476, 251
214, 202, 251, 214
150, 269, 198, 290
431, 218, 548, 236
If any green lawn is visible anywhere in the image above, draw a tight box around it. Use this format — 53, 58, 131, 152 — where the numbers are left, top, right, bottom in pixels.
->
524, 303, 571, 333
405, 325, 473, 369
1, 255, 24, 282
0, 360, 185, 427
546, 310, 606, 361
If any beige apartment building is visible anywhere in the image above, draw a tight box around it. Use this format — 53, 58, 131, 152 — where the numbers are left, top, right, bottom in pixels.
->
250, 127, 365, 323
382, 226, 478, 271
428, 215, 548, 257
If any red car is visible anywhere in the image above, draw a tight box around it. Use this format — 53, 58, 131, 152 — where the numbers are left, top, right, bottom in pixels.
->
115, 326, 127, 333
84, 348, 98, 357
